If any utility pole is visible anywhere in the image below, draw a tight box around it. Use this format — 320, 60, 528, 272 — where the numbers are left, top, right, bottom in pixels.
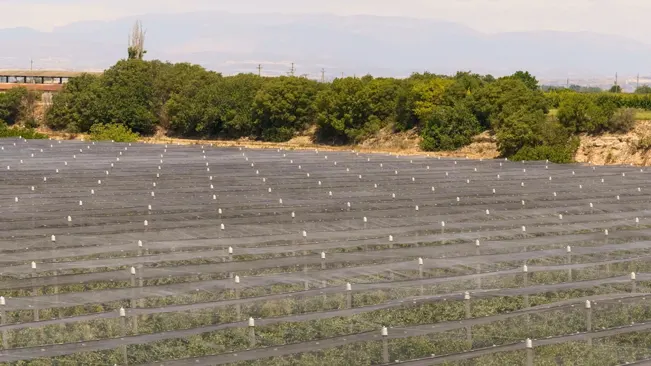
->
30, 59, 33, 71
566, 78, 569, 88
321, 68, 325, 83
637, 73, 640, 89
615, 72, 618, 86
257, 64, 262, 77
289, 63, 295, 76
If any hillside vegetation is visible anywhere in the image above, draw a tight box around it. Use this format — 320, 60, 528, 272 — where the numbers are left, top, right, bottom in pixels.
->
3, 59, 651, 162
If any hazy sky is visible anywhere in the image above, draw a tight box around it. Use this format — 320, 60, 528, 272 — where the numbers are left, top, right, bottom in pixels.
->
2, 0, 648, 42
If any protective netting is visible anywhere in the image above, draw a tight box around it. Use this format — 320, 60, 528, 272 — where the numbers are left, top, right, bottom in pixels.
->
1, 138, 651, 365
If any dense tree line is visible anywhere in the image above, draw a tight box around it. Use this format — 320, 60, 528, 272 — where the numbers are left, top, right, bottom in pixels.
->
42, 59, 646, 162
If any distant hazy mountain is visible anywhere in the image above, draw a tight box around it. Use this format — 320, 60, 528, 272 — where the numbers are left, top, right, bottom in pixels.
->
1, 12, 650, 80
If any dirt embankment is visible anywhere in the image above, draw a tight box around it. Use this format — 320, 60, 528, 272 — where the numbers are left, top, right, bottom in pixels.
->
36, 121, 651, 165
575, 120, 651, 166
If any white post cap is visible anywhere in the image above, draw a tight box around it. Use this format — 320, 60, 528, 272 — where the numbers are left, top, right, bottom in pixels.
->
51, 235, 56, 242
302, 230, 307, 237
418, 257, 423, 266
389, 235, 394, 242
464, 291, 470, 300
138, 240, 143, 247
0, 296, 5, 305
321, 252, 326, 259
130, 266, 136, 275
248, 317, 255, 327
346, 282, 352, 291
526, 338, 532, 349
119, 307, 126, 317
31, 261, 36, 269
221, 223, 225, 230
631, 272, 637, 280
228, 246, 233, 254
144, 220, 149, 226
523, 264, 529, 273
585, 300, 591, 309
381, 326, 388, 336
235, 275, 240, 284
566, 246, 572, 253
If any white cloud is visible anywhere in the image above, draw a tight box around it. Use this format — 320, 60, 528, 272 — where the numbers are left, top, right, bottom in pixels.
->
3, 0, 651, 42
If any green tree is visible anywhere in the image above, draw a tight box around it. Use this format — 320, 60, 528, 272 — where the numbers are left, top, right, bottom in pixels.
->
510, 71, 539, 91
0, 87, 28, 125
635, 85, 651, 94
45, 73, 103, 131
557, 93, 612, 134
609, 84, 622, 93
252, 76, 320, 142
420, 103, 480, 151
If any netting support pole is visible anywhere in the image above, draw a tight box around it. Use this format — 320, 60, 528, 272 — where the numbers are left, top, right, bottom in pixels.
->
31, 264, 39, 322
567, 246, 572, 281
130, 268, 138, 334
419, 260, 424, 296
346, 283, 352, 309
585, 300, 593, 346
631, 272, 637, 293
248, 318, 256, 348
464, 292, 472, 344
381, 327, 389, 363
119, 308, 128, 366
1, 298, 7, 350
526, 339, 533, 366
523, 265, 530, 308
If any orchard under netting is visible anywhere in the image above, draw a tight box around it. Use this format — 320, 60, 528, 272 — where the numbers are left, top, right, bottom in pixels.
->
0, 138, 651, 365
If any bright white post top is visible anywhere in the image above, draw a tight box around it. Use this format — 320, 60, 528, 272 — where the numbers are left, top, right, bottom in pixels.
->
566, 246, 572, 253
51, 235, 56, 242
585, 300, 591, 309
346, 283, 352, 291
464, 291, 470, 300
526, 338, 532, 349
31, 261, 36, 269
418, 257, 423, 266
475, 239, 480, 246
248, 317, 255, 327
631, 272, 637, 280
138, 240, 143, 247
321, 252, 326, 259
523, 264, 529, 273
119, 307, 126, 317
235, 275, 240, 284
381, 326, 388, 336
130, 267, 136, 275
389, 235, 394, 242
0, 296, 5, 305
228, 246, 233, 254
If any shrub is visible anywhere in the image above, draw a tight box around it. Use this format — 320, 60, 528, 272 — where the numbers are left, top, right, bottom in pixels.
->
510, 137, 580, 163
89, 123, 140, 142
0, 121, 47, 139
606, 108, 635, 133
